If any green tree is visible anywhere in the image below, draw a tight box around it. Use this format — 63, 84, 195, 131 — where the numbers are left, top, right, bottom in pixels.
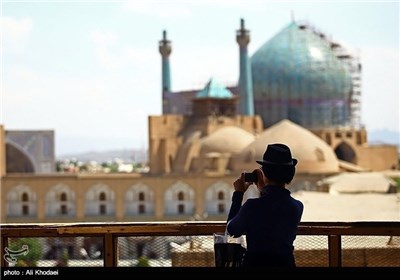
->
392, 177, 400, 192
8, 238, 43, 267
136, 255, 151, 267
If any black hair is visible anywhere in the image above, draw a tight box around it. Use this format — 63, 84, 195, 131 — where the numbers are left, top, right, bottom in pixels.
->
261, 164, 295, 184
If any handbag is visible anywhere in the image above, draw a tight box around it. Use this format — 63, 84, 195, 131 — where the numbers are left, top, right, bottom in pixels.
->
213, 228, 246, 267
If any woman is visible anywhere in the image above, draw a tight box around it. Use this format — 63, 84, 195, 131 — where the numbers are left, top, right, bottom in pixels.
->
227, 143, 304, 267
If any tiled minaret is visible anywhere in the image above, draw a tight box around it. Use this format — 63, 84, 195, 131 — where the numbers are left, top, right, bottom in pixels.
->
159, 30, 172, 114
236, 18, 254, 115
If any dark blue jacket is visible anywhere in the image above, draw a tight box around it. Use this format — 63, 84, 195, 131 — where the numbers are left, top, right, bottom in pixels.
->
227, 185, 303, 267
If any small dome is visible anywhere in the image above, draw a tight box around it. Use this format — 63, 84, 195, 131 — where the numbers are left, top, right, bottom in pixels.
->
196, 78, 234, 99
239, 119, 339, 173
200, 126, 255, 155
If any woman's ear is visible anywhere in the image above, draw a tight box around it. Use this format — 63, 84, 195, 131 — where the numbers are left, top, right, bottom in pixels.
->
253, 168, 265, 188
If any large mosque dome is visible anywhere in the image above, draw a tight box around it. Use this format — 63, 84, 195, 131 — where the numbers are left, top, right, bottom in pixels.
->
237, 119, 340, 173
251, 21, 353, 129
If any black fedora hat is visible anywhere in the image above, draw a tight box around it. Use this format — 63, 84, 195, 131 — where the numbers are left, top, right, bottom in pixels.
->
256, 143, 298, 166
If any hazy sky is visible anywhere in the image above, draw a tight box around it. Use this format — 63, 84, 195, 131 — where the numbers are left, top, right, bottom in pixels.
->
2, 0, 399, 156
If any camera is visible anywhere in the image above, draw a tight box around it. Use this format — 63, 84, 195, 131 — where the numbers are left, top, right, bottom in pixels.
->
244, 171, 257, 183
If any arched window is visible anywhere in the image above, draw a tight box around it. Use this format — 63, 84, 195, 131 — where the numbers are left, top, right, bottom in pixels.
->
217, 191, 224, 200
99, 191, 107, 214
177, 191, 184, 201
22, 205, 29, 215
218, 203, 225, 213
138, 192, 145, 201
21, 192, 29, 202
178, 204, 185, 214
100, 204, 106, 214
60, 205, 67, 215
99, 192, 106, 201
21, 192, 29, 215
60, 192, 67, 201
138, 204, 145, 214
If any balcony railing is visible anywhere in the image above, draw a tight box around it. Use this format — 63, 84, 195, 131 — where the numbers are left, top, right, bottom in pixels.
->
1, 221, 400, 268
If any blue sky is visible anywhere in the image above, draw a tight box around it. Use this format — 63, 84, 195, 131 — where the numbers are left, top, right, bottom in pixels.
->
1, 0, 399, 156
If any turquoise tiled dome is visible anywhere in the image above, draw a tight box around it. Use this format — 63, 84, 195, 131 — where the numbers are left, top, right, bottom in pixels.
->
251, 22, 353, 128
196, 78, 234, 99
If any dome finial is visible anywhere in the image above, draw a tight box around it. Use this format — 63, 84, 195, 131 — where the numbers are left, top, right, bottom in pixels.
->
291, 10, 295, 22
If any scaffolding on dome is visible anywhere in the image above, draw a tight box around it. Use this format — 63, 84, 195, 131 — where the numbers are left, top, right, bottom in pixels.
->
251, 21, 363, 129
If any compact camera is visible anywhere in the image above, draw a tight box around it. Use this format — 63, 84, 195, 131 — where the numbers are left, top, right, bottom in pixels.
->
244, 171, 258, 183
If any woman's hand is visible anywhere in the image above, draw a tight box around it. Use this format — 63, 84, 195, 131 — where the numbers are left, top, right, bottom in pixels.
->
233, 173, 252, 193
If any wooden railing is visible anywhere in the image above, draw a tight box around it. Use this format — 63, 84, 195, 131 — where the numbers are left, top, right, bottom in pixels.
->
1, 221, 400, 267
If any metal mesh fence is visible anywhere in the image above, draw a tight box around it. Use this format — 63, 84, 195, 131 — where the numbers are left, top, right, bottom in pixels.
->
4, 234, 400, 267
294, 235, 329, 267
5, 237, 104, 267
341, 235, 400, 267
117, 235, 214, 267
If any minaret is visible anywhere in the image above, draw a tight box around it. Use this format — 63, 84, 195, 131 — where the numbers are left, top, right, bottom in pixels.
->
236, 18, 254, 115
158, 30, 172, 114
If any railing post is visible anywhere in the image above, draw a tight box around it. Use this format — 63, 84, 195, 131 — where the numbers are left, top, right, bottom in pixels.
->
104, 233, 117, 267
328, 235, 342, 267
